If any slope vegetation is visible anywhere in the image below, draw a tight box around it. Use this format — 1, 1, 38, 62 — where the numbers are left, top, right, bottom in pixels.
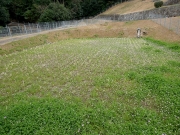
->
1, 19, 180, 55
102, 0, 167, 15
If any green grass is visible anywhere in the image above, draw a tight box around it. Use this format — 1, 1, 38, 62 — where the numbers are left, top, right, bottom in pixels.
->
145, 37, 180, 53
0, 34, 49, 56
0, 38, 180, 134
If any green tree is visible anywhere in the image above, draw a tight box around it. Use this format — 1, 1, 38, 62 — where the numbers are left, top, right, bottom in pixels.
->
23, 0, 51, 22
38, 3, 72, 22
65, 0, 83, 19
0, 0, 11, 26
154, 1, 163, 8
9, 0, 33, 21
23, 5, 40, 22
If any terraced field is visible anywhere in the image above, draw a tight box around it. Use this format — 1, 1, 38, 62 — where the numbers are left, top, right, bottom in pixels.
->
0, 38, 180, 134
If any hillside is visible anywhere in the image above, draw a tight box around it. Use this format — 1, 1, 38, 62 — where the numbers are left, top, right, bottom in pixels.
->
0, 0, 179, 50
1, 19, 180, 55
102, 0, 168, 15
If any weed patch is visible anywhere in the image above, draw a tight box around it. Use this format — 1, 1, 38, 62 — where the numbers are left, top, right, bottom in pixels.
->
118, 31, 124, 38
0, 98, 175, 135
0, 38, 180, 134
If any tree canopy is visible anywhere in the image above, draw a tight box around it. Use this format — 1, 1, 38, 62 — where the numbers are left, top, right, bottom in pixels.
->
0, 0, 126, 26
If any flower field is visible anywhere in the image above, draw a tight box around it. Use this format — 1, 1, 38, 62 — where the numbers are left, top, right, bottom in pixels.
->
0, 38, 180, 134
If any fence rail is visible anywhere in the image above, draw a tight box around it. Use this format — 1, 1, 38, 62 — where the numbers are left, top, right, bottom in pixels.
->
0, 19, 109, 38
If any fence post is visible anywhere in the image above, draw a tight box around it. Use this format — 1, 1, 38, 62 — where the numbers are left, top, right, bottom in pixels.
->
7, 27, 12, 36
24, 24, 27, 34
37, 23, 39, 32
45, 22, 47, 30
18, 23, 22, 34
29, 23, 32, 33
39, 23, 41, 32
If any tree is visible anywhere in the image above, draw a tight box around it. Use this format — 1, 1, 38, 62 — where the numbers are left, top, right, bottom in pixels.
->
9, 0, 33, 22
38, 3, 72, 22
154, 1, 163, 8
23, 5, 41, 22
65, 0, 83, 19
0, 0, 11, 26
24, 0, 51, 22
1, 0, 126, 24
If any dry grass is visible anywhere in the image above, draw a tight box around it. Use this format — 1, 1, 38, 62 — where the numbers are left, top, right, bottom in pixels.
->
0, 19, 179, 55
53, 20, 180, 42
102, 0, 168, 15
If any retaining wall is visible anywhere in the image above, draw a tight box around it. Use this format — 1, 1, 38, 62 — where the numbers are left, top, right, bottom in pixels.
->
97, 4, 180, 21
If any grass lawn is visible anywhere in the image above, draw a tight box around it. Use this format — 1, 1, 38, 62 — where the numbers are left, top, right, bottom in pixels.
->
0, 38, 180, 134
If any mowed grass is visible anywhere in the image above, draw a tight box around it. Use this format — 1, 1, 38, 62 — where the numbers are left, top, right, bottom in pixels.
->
0, 38, 180, 134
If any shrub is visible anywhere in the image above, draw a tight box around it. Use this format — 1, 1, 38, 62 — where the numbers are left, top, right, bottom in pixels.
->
154, 1, 163, 8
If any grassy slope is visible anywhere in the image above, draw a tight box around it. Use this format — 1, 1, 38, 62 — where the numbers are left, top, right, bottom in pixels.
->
1, 20, 180, 56
0, 38, 180, 134
102, 0, 168, 15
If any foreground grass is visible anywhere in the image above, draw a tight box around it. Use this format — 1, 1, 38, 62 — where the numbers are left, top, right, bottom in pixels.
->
145, 37, 180, 53
0, 38, 180, 134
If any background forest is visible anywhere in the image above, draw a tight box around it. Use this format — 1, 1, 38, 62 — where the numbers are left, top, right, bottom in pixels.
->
0, 0, 126, 26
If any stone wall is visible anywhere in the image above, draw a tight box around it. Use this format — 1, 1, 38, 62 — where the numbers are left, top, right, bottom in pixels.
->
97, 4, 180, 21
164, 0, 180, 6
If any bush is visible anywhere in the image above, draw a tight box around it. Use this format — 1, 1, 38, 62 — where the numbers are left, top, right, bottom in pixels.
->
154, 1, 163, 8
